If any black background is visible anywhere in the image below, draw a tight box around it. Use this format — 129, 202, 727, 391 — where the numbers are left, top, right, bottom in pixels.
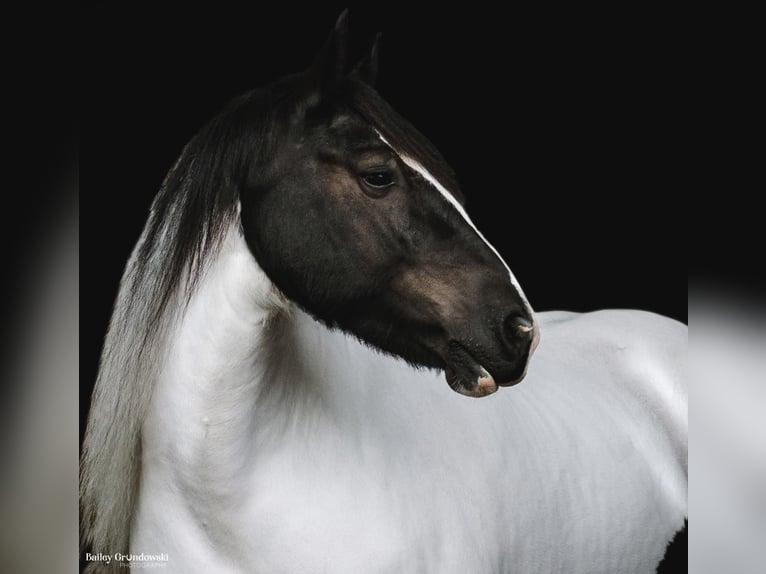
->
85, 6, 685, 365
84, 3, 685, 569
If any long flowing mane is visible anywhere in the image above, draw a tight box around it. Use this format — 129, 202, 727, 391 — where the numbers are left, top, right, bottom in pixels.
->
79, 83, 295, 556
82, 73, 517, 557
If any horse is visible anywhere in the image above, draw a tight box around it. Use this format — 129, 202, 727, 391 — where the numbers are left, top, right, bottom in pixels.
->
80, 13, 687, 574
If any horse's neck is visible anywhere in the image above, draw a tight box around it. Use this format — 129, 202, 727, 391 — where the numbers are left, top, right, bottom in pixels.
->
142, 230, 297, 489
142, 228, 396, 486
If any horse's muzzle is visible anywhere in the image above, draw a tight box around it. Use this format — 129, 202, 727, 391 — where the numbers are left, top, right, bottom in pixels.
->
443, 316, 538, 398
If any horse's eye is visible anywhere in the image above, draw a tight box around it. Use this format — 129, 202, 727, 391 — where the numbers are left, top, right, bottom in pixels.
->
362, 171, 395, 190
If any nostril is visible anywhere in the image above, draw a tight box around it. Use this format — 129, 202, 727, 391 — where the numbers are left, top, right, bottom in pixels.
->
503, 313, 534, 344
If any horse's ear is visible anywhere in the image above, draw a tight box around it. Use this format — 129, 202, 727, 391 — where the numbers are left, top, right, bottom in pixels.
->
311, 9, 349, 98
351, 33, 381, 86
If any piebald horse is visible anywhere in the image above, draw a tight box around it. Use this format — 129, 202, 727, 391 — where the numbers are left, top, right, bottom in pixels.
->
81, 14, 687, 574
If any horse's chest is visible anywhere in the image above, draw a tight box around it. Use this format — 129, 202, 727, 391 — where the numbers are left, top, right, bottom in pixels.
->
237, 447, 506, 573
226, 419, 678, 574
136, 418, 680, 574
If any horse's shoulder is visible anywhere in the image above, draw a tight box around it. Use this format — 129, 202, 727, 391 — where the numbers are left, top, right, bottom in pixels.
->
533, 310, 688, 563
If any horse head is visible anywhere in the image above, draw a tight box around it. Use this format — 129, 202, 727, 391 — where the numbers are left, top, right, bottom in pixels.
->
236, 13, 539, 397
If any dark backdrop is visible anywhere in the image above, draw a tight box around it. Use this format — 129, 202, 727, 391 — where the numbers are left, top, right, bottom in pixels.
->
83, 6, 687, 420
83, 5, 686, 567
84, 3, 686, 424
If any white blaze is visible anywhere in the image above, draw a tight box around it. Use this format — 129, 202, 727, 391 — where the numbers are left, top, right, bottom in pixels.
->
375, 131, 536, 323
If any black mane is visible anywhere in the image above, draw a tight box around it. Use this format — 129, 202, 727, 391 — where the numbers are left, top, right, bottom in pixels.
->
131, 76, 308, 333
